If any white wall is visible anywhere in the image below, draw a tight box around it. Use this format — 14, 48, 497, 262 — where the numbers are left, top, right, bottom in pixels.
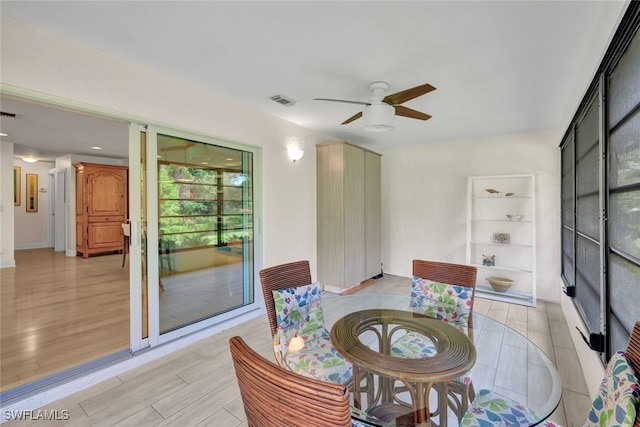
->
0, 15, 334, 275
13, 159, 55, 249
0, 142, 16, 267
380, 129, 563, 303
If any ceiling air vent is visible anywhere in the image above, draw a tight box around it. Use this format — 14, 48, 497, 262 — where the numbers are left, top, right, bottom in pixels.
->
270, 94, 296, 107
1, 111, 17, 118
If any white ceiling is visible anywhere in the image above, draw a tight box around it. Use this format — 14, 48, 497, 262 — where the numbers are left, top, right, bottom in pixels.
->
0, 1, 629, 160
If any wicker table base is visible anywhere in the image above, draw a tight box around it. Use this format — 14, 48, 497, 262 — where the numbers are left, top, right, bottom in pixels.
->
331, 309, 476, 426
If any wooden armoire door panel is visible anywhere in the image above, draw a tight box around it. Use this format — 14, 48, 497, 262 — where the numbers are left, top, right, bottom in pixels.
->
343, 143, 366, 287
88, 222, 124, 248
87, 172, 127, 218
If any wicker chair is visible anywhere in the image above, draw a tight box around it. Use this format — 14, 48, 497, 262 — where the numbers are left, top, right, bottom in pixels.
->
230, 336, 390, 427
229, 335, 353, 427
461, 321, 640, 427
259, 260, 374, 407
391, 259, 478, 421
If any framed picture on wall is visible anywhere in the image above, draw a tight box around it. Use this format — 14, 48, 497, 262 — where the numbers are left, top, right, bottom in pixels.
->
26, 173, 38, 212
14, 166, 21, 206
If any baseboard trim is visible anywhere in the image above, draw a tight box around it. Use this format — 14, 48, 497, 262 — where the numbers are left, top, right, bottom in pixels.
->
15, 243, 51, 250
340, 278, 378, 295
324, 277, 380, 296
0, 260, 16, 269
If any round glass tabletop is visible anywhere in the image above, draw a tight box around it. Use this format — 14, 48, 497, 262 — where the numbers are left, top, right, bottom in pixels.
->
321, 293, 562, 423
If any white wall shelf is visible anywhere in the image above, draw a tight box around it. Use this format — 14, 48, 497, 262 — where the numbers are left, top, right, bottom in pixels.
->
466, 174, 536, 307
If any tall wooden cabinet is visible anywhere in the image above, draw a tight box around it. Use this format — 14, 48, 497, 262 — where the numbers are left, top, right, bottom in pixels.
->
74, 162, 128, 259
317, 141, 382, 291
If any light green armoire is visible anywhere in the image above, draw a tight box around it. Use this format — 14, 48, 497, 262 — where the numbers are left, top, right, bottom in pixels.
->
317, 141, 382, 292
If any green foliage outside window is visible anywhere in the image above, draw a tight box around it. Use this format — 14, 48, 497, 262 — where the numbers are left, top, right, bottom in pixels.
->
158, 164, 253, 250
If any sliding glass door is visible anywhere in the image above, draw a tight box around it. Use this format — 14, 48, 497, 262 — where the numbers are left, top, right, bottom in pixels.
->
130, 125, 259, 349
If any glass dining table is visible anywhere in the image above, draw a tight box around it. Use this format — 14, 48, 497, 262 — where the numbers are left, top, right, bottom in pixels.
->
321, 293, 562, 427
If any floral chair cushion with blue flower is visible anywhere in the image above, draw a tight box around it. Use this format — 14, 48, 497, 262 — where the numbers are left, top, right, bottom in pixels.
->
274, 291, 327, 344
272, 282, 323, 327
460, 389, 543, 427
584, 351, 639, 427
410, 276, 472, 331
273, 283, 353, 385
461, 351, 640, 427
391, 277, 473, 359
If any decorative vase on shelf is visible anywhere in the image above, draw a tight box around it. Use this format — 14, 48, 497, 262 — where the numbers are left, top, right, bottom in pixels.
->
487, 277, 514, 293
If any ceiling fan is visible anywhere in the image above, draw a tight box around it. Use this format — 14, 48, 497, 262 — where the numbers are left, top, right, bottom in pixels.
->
314, 81, 435, 132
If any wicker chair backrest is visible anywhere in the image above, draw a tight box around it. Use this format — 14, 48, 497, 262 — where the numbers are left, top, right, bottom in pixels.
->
229, 336, 352, 427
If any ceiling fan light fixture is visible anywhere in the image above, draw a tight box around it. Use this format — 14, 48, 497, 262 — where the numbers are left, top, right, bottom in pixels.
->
362, 103, 395, 132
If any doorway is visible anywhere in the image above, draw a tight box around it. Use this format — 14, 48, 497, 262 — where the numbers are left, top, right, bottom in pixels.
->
1, 95, 261, 395
1, 95, 131, 393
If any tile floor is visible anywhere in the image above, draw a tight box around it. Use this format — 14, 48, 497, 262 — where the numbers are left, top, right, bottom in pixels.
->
3, 274, 592, 426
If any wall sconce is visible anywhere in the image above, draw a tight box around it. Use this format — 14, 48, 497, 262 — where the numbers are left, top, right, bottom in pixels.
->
286, 135, 305, 162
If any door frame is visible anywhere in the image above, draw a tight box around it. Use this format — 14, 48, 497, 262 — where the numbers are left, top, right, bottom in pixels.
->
137, 124, 262, 347
3, 85, 263, 355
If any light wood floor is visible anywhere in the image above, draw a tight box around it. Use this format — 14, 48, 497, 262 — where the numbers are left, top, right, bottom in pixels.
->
0, 249, 130, 392
2, 274, 592, 426
1, 249, 247, 392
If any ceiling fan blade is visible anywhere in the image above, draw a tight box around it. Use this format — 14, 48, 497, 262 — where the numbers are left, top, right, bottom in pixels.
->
314, 98, 370, 106
383, 83, 436, 105
341, 111, 363, 125
394, 105, 432, 121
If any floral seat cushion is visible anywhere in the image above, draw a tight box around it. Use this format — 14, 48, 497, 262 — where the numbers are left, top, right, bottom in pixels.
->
273, 282, 323, 327
461, 389, 542, 427
273, 282, 353, 385
584, 351, 639, 427
462, 352, 639, 427
391, 277, 472, 361
278, 332, 353, 385
409, 276, 473, 326
390, 330, 438, 358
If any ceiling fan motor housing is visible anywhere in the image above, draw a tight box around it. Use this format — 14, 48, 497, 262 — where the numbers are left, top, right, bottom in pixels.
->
363, 103, 395, 131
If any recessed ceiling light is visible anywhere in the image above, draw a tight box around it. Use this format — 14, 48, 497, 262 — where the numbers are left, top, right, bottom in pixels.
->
22, 156, 38, 163
226, 158, 233, 161
91, 146, 102, 150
